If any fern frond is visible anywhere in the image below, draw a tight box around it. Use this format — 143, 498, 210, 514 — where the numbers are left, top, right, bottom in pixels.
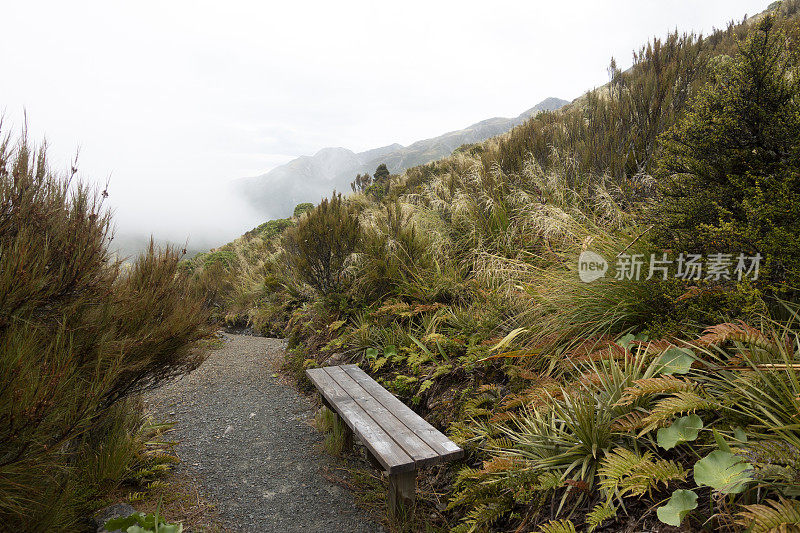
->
463, 501, 509, 528
626, 458, 686, 495
536, 519, 577, 533
611, 411, 649, 432
481, 456, 525, 474
535, 471, 565, 493
586, 502, 617, 532
697, 321, 779, 355
499, 382, 563, 410
599, 448, 686, 499
453, 466, 482, 486
617, 376, 696, 406
640, 391, 715, 433
598, 448, 651, 494
736, 497, 800, 532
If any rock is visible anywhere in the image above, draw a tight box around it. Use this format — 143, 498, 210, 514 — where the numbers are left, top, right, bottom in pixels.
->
93, 503, 137, 533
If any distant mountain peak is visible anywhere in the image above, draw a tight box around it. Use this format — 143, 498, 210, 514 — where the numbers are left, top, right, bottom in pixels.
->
236, 97, 570, 218
313, 146, 354, 157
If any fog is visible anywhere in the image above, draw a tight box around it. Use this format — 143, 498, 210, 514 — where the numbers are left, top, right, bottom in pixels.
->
1, 0, 769, 255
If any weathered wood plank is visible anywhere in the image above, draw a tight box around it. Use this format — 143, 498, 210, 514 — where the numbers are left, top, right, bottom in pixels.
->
306, 368, 414, 473
339, 365, 463, 461
324, 366, 439, 466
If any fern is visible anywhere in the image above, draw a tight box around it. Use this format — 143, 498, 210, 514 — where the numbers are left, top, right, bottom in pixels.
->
741, 441, 800, 489
736, 497, 800, 532
535, 471, 565, 493
598, 448, 686, 499
617, 376, 696, 406
697, 321, 781, 357
598, 448, 651, 494
628, 458, 686, 494
499, 382, 563, 410
453, 466, 482, 486
611, 411, 649, 432
640, 391, 715, 433
586, 502, 617, 532
536, 519, 577, 533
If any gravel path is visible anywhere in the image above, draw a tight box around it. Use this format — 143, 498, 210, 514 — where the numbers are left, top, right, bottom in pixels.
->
145, 333, 380, 533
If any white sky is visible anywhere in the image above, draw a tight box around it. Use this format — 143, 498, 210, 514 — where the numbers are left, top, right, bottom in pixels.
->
1, 0, 769, 249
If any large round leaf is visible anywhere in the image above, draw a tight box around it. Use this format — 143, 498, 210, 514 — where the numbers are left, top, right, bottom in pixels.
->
657, 489, 698, 526
657, 414, 703, 450
656, 347, 695, 375
693, 450, 753, 494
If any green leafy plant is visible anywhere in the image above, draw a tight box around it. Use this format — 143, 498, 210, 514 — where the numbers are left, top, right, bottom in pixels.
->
656, 413, 703, 450
656, 489, 698, 527
653, 15, 800, 296
0, 129, 211, 530
104, 500, 183, 533
654, 347, 695, 375
737, 497, 800, 532
693, 449, 753, 494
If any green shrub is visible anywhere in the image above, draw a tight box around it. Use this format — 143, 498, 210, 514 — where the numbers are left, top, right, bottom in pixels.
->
293, 202, 315, 218
0, 130, 211, 530
202, 249, 236, 268
282, 191, 360, 296
653, 16, 800, 296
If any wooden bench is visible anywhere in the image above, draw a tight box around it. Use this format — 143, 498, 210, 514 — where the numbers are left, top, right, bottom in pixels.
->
306, 364, 464, 515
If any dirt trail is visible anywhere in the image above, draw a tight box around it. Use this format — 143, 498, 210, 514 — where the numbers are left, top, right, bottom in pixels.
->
145, 333, 380, 533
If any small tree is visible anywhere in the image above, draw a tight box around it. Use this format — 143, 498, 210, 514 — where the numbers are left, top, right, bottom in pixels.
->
283, 191, 360, 295
363, 163, 391, 200
373, 163, 390, 184
350, 172, 372, 193
653, 16, 800, 292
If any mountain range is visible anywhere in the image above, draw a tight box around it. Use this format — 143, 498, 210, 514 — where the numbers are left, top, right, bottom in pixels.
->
235, 97, 570, 218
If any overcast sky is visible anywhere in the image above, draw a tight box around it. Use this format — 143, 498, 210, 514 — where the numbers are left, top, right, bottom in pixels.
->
1, 0, 770, 250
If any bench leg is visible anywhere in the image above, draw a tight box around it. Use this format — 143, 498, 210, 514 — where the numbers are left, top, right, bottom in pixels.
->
388, 470, 416, 517
341, 421, 353, 454
321, 400, 353, 454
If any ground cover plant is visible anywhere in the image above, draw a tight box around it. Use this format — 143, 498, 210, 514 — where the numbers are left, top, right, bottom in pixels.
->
198, 2, 800, 531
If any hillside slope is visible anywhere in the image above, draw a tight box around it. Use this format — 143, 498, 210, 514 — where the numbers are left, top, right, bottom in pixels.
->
197, 2, 800, 531
235, 97, 568, 218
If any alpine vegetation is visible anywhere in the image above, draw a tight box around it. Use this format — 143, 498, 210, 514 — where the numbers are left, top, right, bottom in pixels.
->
193, 3, 800, 531
0, 129, 212, 530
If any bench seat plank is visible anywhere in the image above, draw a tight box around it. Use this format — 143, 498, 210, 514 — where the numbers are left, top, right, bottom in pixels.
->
324, 366, 441, 466
306, 368, 414, 473
340, 365, 463, 460
307, 364, 464, 474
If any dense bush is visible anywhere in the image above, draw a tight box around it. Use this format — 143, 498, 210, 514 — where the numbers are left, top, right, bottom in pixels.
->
292, 202, 315, 218
282, 191, 361, 296
654, 17, 800, 295
0, 131, 212, 530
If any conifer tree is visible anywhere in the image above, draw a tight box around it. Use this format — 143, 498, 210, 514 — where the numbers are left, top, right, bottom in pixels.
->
654, 16, 800, 291
373, 163, 390, 184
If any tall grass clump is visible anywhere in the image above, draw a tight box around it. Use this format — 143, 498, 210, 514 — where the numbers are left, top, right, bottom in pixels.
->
0, 129, 212, 530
